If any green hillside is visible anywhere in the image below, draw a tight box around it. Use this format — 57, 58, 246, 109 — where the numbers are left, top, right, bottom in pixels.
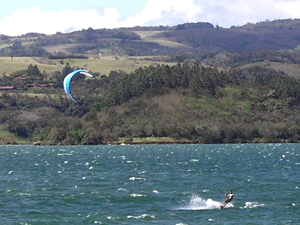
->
1, 20, 300, 145
1, 59, 300, 145
2, 19, 300, 59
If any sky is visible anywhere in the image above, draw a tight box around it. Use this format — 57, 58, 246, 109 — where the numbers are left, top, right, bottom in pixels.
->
1, 0, 300, 36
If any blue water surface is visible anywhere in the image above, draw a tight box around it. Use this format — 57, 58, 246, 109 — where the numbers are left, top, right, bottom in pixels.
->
0, 144, 299, 224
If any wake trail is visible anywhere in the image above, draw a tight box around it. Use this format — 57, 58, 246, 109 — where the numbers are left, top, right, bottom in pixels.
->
176, 195, 233, 210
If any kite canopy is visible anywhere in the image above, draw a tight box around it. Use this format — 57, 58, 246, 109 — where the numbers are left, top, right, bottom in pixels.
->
63, 69, 95, 103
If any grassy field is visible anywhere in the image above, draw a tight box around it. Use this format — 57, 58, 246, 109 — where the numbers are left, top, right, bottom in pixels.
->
57, 56, 177, 75
0, 57, 61, 75
133, 30, 192, 49
0, 56, 176, 77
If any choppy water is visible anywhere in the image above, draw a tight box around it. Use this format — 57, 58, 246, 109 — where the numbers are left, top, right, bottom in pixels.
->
0, 144, 299, 224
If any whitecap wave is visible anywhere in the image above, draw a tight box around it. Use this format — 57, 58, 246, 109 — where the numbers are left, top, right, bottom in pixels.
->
129, 177, 144, 181
117, 188, 128, 192
130, 193, 146, 197
127, 214, 155, 219
243, 201, 265, 208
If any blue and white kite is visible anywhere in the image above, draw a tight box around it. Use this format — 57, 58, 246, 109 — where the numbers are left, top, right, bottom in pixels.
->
63, 69, 95, 103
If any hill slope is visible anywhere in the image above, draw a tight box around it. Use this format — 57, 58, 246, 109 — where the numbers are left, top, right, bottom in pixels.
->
1, 62, 300, 145
1, 19, 300, 58
1, 19, 300, 145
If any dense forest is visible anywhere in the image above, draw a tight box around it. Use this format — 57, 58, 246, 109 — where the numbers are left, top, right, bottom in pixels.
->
1, 19, 300, 145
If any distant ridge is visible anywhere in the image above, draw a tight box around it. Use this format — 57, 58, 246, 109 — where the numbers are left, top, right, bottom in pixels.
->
1, 19, 300, 57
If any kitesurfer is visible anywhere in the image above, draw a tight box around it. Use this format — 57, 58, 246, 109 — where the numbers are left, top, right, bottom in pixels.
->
220, 190, 233, 209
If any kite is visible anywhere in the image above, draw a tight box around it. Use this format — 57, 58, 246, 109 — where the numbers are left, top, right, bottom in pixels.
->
63, 69, 95, 103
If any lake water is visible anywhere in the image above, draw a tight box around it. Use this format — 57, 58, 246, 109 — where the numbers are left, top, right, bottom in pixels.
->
0, 144, 299, 224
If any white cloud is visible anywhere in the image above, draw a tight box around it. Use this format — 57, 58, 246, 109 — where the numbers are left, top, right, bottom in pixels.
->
0, 6, 121, 36
121, 0, 203, 27
191, 0, 300, 27
1, 0, 300, 36
121, 0, 300, 28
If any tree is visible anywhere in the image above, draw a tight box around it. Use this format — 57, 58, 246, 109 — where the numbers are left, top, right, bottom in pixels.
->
27, 64, 43, 80
62, 62, 73, 76
11, 41, 24, 56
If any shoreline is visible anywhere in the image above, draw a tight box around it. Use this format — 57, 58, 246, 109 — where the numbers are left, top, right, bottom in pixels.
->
0, 140, 293, 146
